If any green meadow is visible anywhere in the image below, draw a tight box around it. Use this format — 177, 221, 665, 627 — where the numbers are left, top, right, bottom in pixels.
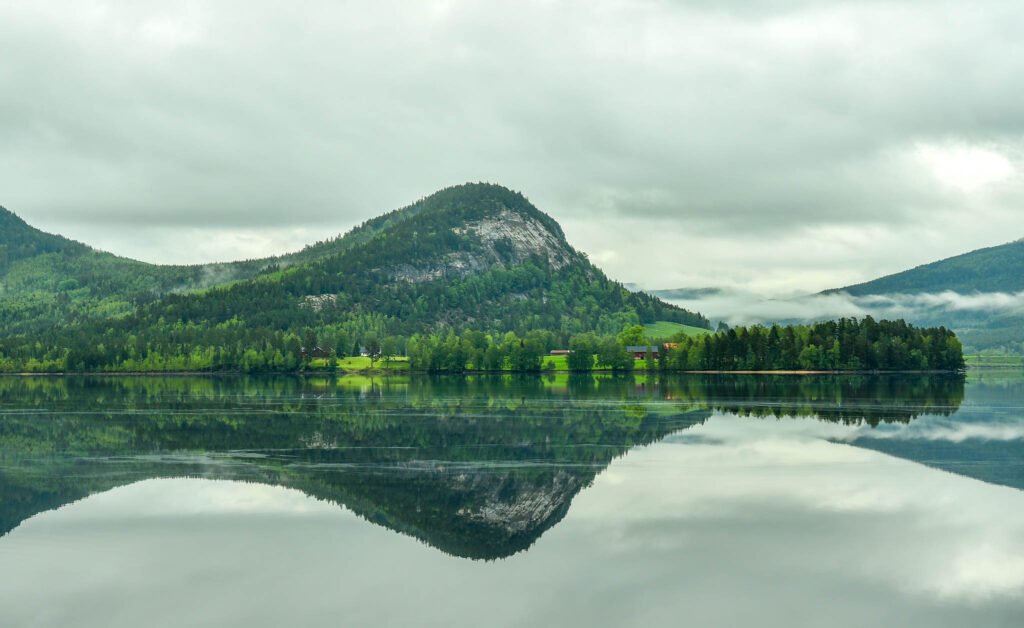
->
643, 321, 711, 339
965, 355, 1024, 369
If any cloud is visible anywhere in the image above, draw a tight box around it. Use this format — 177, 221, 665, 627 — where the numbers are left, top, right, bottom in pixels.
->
0, 0, 1022, 284
856, 290, 1024, 313
657, 287, 1024, 326
917, 143, 1015, 192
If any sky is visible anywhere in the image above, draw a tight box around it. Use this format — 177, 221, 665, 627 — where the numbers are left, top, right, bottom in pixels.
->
1, 0, 1022, 294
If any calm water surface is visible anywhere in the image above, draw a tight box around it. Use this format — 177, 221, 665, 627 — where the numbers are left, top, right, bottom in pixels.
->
0, 374, 1022, 627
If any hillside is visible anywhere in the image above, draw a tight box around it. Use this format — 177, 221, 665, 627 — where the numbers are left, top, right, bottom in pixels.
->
834, 239, 1024, 296
824, 238, 1024, 353
0, 206, 265, 335
0, 184, 709, 372
0, 192, 448, 336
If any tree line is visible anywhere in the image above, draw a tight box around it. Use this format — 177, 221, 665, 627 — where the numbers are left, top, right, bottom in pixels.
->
0, 316, 963, 373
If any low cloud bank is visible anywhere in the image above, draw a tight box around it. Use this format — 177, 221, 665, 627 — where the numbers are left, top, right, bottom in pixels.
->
658, 288, 1024, 327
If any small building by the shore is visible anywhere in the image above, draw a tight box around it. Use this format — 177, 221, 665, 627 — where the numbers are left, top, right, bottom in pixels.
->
626, 345, 660, 359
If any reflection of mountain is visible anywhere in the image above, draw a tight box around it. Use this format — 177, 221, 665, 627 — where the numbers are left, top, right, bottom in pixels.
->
0, 376, 711, 559
843, 379, 1024, 492
850, 436, 1024, 491
0, 375, 970, 558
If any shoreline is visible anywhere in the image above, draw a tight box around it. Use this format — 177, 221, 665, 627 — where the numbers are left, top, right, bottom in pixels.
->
2, 368, 967, 377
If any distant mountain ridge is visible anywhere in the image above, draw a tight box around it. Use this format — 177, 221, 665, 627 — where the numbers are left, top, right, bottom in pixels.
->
823, 238, 1024, 353
831, 239, 1024, 296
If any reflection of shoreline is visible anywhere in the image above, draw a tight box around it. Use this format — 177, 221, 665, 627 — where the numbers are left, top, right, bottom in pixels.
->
659, 369, 962, 375
1, 367, 970, 377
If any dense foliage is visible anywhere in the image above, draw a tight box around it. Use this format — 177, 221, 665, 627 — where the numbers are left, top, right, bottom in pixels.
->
399, 318, 964, 373
664, 318, 963, 371
0, 309, 961, 373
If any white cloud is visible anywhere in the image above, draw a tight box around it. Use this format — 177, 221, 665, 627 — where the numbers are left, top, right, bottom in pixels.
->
0, 0, 1023, 289
658, 287, 1024, 326
917, 143, 1015, 192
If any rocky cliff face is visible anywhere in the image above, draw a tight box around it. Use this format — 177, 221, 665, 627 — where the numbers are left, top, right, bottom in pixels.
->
460, 208, 576, 270
390, 207, 579, 283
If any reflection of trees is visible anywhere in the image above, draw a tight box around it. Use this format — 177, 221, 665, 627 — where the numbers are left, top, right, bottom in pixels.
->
0, 374, 965, 558
659, 374, 965, 425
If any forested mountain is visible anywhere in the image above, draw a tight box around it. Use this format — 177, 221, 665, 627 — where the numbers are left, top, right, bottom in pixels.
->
834, 239, 1024, 295
0, 184, 709, 371
825, 238, 1024, 353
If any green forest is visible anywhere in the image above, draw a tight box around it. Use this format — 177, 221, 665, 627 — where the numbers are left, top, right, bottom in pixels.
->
0, 316, 962, 373
404, 317, 963, 373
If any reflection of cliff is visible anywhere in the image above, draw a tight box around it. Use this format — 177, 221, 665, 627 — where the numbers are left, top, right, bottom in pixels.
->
0, 374, 969, 558
284, 463, 596, 560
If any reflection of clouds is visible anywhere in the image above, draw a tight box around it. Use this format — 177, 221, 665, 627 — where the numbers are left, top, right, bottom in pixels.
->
944, 544, 1024, 600
669, 408, 1024, 445
845, 419, 1024, 443
53, 480, 333, 520
575, 415, 1024, 602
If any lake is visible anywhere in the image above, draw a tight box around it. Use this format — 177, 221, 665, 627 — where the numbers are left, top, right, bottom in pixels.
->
1, 374, 1022, 626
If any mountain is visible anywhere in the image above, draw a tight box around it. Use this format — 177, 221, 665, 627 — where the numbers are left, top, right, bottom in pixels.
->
835, 239, 1024, 296
824, 238, 1024, 353
0, 184, 709, 371
139, 183, 705, 330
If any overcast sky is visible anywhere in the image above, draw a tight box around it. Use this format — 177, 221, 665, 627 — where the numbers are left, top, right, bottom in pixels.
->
1, 0, 1022, 293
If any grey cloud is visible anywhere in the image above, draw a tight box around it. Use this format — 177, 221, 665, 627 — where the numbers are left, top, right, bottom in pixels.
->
661, 288, 1024, 326
0, 0, 1022, 283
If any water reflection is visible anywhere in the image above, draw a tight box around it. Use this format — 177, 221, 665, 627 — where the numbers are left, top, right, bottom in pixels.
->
0, 374, 974, 560
3, 374, 1024, 627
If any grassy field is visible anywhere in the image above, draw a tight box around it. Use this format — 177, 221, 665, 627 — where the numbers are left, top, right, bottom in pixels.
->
542, 354, 569, 370
311, 354, 658, 372
644, 321, 712, 339
965, 355, 1024, 369
308, 356, 410, 371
